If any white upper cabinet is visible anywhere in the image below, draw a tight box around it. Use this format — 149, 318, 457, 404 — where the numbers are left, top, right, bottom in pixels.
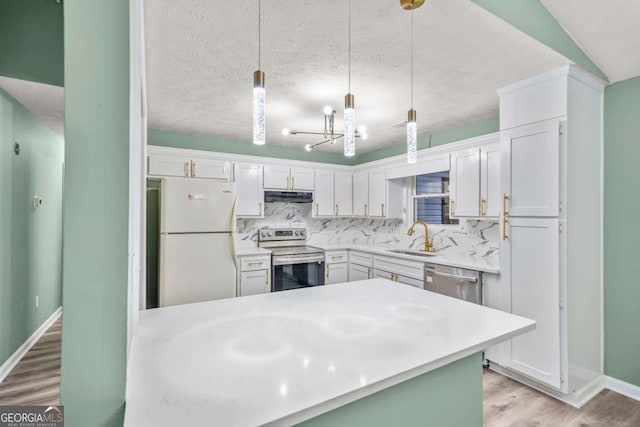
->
314, 170, 335, 217
234, 163, 264, 217
263, 166, 314, 191
450, 148, 481, 217
480, 143, 502, 218
290, 168, 314, 190
501, 119, 560, 218
368, 169, 386, 217
499, 74, 567, 130
148, 154, 230, 181
353, 172, 368, 216
334, 172, 353, 216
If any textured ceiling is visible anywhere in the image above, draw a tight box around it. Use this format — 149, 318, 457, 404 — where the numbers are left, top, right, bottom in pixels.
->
541, 0, 640, 84
0, 76, 64, 136
145, 0, 570, 155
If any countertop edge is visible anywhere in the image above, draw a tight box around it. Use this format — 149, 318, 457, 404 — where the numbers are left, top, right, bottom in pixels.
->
264, 321, 534, 426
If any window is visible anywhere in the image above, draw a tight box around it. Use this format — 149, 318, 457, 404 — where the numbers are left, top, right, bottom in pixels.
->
413, 172, 458, 225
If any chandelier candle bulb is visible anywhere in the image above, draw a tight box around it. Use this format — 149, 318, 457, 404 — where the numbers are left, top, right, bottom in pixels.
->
407, 109, 417, 164
344, 93, 356, 157
253, 70, 266, 145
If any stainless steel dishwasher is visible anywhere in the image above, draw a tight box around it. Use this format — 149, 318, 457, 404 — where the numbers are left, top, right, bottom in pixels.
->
424, 263, 482, 304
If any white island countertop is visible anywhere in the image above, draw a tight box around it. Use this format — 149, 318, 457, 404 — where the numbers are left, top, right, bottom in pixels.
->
125, 279, 534, 427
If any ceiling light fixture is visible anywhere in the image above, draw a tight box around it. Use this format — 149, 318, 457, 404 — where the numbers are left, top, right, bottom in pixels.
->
253, 0, 266, 145
344, 0, 356, 157
282, 107, 366, 152
401, 0, 424, 164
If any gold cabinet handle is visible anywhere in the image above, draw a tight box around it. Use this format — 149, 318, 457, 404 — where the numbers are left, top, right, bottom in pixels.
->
316, 203, 319, 216
265, 270, 269, 285
364, 204, 368, 216
326, 264, 330, 278
286, 176, 290, 190
368, 267, 372, 279
381, 203, 385, 217
502, 194, 509, 240
480, 198, 486, 217
248, 261, 263, 266
184, 161, 190, 177
191, 161, 196, 177
259, 202, 263, 216
292, 176, 295, 189
335, 204, 339, 216
450, 199, 455, 216
331, 255, 342, 260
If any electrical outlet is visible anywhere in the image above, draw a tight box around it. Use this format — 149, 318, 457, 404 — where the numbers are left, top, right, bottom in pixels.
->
35, 295, 39, 309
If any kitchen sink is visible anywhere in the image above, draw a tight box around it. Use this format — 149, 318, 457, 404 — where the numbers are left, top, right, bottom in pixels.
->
386, 249, 437, 257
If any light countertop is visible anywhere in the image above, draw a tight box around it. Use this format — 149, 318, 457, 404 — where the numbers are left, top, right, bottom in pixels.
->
319, 244, 500, 274
235, 246, 271, 256
125, 279, 533, 427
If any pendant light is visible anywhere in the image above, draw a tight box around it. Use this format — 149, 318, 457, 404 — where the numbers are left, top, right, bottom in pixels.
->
253, 0, 266, 145
401, 0, 424, 164
344, 0, 356, 157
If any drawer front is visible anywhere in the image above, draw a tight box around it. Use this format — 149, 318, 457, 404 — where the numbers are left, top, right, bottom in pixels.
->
350, 251, 373, 267
373, 255, 423, 280
349, 263, 372, 281
325, 250, 349, 264
240, 256, 271, 271
373, 268, 424, 288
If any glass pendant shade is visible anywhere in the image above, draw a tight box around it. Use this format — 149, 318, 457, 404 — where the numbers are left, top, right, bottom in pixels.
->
344, 93, 355, 157
253, 70, 266, 145
407, 109, 417, 164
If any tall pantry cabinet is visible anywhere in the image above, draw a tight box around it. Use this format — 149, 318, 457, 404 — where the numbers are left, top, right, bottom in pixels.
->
488, 66, 605, 406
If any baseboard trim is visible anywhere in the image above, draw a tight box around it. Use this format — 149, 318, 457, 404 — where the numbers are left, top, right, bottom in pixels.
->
0, 307, 62, 383
605, 376, 640, 401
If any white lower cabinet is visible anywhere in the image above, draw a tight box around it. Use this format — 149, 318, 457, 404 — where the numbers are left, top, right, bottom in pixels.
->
349, 263, 371, 281
501, 217, 562, 390
325, 250, 349, 285
373, 255, 424, 288
238, 255, 271, 297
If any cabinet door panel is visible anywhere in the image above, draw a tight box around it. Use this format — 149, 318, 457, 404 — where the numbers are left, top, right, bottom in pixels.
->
263, 165, 290, 189
502, 120, 560, 217
240, 270, 270, 296
334, 172, 353, 216
368, 169, 386, 217
349, 264, 371, 281
148, 154, 191, 177
191, 158, 231, 180
450, 148, 480, 217
481, 143, 501, 218
326, 263, 348, 285
291, 167, 314, 190
353, 172, 368, 216
314, 170, 335, 216
234, 163, 264, 217
502, 217, 562, 390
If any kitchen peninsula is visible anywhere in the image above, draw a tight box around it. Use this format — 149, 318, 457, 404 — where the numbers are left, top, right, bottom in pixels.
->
124, 280, 534, 426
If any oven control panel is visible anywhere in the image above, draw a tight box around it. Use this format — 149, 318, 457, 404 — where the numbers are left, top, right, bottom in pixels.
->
259, 228, 306, 241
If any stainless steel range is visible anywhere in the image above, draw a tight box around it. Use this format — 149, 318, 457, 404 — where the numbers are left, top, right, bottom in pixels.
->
259, 228, 325, 292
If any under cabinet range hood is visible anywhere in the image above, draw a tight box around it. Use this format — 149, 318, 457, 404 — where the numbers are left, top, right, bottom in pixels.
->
264, 191, 313, 203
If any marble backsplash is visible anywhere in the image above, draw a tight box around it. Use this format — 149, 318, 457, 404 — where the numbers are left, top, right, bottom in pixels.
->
237, 202, 499, 259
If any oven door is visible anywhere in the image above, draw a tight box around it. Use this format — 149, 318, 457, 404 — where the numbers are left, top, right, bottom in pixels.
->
272, 255, 325, 292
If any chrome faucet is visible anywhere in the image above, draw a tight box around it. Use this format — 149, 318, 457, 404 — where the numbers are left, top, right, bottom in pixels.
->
407, 220, 433, 252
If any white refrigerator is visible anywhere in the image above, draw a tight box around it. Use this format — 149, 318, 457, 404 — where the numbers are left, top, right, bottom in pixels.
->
159, 177, 237, 307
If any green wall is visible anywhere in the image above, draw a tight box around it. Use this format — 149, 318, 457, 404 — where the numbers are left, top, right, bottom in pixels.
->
148, 116, 499, 167
0, 89, 64, 368
603, 76, 640, 387
472, 0, 606, 81
0, 0, 64, 87
60, 0, 130, 425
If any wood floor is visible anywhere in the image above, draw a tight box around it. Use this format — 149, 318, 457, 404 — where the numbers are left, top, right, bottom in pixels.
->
2, 319, 640, 427
0, 317, 61, 406
484, 368, 640, 427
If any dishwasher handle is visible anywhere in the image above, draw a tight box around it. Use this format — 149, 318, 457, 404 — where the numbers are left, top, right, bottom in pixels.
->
424, 268, 478, 283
